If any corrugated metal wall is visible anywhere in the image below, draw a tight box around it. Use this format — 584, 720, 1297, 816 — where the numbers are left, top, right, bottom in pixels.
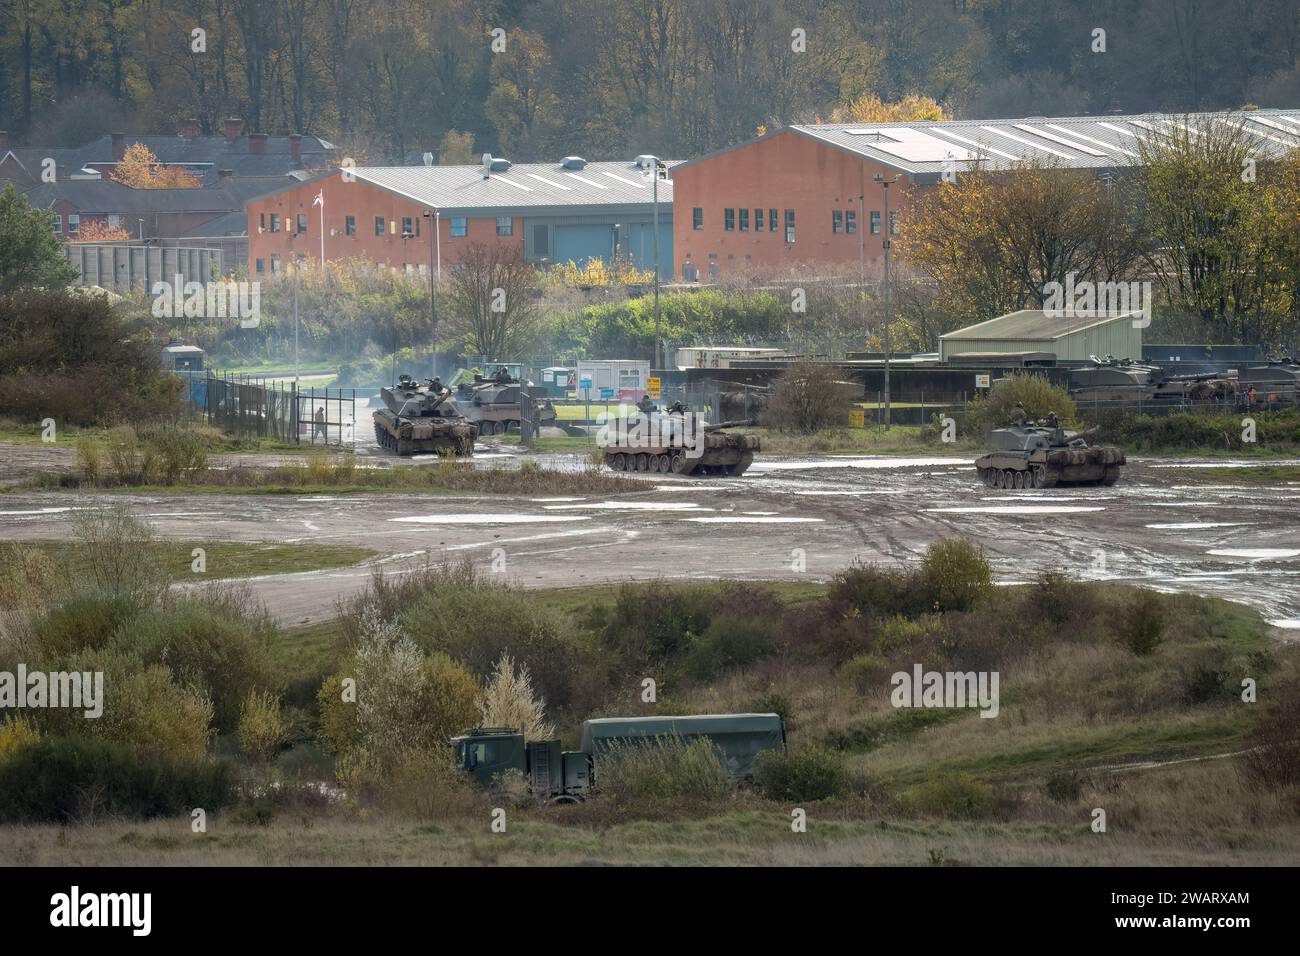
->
64, 244, 223, 293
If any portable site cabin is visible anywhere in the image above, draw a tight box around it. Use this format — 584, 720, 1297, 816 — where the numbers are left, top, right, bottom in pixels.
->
580, 713, 787, 778
575, 359, 650, 402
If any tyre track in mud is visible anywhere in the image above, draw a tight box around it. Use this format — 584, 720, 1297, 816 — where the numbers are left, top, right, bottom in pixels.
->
2, 448, 1298, 631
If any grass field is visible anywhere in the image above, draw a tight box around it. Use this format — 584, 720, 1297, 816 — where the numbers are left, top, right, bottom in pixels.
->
19, 540, 375, 581
3, 562, 1295, 866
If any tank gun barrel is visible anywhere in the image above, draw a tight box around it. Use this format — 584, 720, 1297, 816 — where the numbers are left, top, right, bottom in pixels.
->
704, 419, 756, 431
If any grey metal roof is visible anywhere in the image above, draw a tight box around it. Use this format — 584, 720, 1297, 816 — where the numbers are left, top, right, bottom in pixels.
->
349, 160, 677, 214
677, 109, 1300, 177
21, 180, 244, 214
941, 309, 1141, 341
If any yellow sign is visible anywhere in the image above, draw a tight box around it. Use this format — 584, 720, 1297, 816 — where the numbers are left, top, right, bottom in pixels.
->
647, 376, 661, 399
848, 409, 865, 428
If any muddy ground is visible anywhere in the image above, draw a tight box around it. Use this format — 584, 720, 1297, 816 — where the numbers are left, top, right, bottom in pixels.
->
2, 439, 1299, 633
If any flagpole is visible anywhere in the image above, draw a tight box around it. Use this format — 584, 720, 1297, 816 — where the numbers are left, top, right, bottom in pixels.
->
318, 192, 325, 267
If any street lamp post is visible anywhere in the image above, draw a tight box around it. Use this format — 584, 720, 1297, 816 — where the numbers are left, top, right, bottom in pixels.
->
873, 173, 900, 430
650, 158, 665, 371
423, 209, 439, 378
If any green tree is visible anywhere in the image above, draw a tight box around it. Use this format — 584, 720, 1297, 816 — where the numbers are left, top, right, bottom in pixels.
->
0, 183, 78, 293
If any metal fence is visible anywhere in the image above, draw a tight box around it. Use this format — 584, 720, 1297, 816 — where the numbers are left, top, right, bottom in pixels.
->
181, 371, 356, 446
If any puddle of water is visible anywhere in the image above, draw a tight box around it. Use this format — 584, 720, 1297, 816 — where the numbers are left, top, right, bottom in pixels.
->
1151, 459, 1300, 469
683, 516, 824, 524
748, 456, 967, 472
543, 501, 708, 511
1144, 522, 1249, 530
0, 507, 83, 516
652, 485, 720, 492
530, 497, 586, 502
390, 514, 589, 525
926, 505, 1106, 515
742, 511, 779, 516
1206, 548, 1300, 560
1268, 619, 1300, 629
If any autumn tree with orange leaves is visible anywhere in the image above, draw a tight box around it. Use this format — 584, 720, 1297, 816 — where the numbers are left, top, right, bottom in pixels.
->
110, 143, 201, 189
69, 218, 131, 242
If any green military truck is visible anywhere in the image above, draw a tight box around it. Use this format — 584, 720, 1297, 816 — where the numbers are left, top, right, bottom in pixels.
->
450, 713, 786, 803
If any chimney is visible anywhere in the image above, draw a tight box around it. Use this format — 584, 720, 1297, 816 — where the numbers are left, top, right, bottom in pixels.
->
111, 132, 125, 162
289, 133, 302, 163
218, 168, 233, 181
224, 117, 244, 141
249, 133, 268, 155
0, 131, 8, 151
178, 118, 200, 139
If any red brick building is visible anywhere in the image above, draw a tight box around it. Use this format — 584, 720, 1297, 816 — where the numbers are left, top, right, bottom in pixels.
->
246, 158, 675, 279
671, 127, 913, 282
670, 110, 1300, 281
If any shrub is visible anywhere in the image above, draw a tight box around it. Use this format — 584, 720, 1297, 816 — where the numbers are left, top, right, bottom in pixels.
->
1239, 678, 1300, 790
965, 373, 1076, 435
0, 544, 61, 611
920, 538, 993, 612
842, 654, 893, 693
0, 736, 235, 823
0, 714, 40, 766
58, 653, 215, 761
900, 772, 993, 818
331, 611, 481, 785
1120, 590, 1165, 656
114, 595, 276, 731
752, 745, 849, 802
685, 615, 783, 679
765, 361, 856, 433
828, 563, 927, 618
141, 426, 208, 483
747, 691, 794, 723
69, 505, 169, 605
480, 653, 555, 741
601, 581, 712, 667
596, 736, 730, 802
317, 674, 359, 754
75, 434, 102, 484
31, 591, 142, 657
238, 689, 288, 761
1044, 769, 1084, 802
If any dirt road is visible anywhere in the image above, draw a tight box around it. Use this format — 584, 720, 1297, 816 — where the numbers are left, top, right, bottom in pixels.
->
3, 445, 1299, 631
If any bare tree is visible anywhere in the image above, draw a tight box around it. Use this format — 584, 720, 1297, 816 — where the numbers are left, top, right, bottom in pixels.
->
443, 243, 542, 359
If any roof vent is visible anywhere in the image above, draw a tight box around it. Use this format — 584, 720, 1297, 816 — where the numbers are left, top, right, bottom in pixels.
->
480, 153, 512, 176
561, 156, 587, 170
634, 154, 658, 169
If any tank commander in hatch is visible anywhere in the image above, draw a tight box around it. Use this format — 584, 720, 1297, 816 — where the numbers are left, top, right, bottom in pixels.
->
494, 366, 512, 384
637, 393, 655, 414
1010, 401, 1027, 426
1044, 410, 1059, 429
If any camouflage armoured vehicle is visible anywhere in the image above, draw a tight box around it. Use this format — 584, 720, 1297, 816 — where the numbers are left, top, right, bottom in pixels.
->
599, 407, 760, 476
450, 373, 558, 436
1069, 356, 1235, 403
373, 375, 478, 456
451, 713, 786, 803
975, 421, 1125, 488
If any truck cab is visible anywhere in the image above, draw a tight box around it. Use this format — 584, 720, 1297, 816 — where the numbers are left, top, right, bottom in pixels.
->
449, 727, 590, 802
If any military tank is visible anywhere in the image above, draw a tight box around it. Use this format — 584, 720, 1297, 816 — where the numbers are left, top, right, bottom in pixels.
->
975, 420, 1125, 488
1069, 356, 1235, 403
450, 372, 558, 436
599, 405, 760, 476
373, 375, 478, 456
